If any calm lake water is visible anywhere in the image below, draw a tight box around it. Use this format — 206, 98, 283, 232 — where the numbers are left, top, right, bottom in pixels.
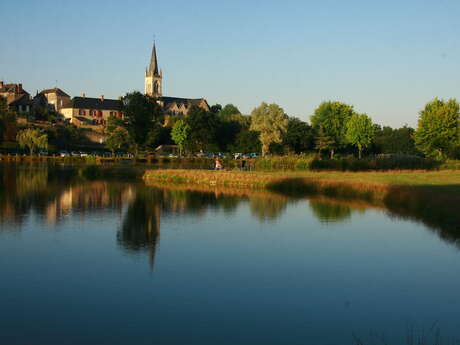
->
1, 164, 459, 345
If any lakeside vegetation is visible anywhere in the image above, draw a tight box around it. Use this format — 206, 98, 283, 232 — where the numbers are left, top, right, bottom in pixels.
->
144, 169, 460, 235
2, 150, 459, 172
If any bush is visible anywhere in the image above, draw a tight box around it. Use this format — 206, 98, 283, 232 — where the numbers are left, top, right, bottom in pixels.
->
253, 154, 316, 171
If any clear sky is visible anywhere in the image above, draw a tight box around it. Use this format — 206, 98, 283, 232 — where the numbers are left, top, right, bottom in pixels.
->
1, 0, 459, 127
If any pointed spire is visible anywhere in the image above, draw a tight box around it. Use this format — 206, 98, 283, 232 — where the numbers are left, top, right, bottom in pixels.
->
148, 41, 160, 76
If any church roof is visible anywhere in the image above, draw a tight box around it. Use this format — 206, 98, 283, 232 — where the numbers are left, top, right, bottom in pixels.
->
65, 96, 123, 111
158, 96, 210, 113
147, 42, 160, 77
159, 96, 207, 107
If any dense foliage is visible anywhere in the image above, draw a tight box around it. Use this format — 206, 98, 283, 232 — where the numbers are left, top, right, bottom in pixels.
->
310, 101, 354, 158
345, 113, 375, 159
171, 119, 190, 155
122, 91, 163, 152
105, 127, 133, 154
250, 102, 289, 156
414, 98, 459, 159
372, 125, 418, 155
184, 106, 220, 152
16, 128, 48, 154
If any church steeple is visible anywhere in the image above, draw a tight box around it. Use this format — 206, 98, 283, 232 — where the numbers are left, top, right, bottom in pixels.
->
145, 41, 163, 98
148, 42, 160, 77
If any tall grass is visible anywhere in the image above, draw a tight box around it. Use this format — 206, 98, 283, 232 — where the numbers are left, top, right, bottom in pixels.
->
252, 154, 442, 171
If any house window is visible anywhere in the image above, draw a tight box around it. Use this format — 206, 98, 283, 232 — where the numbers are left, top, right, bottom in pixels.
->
97, 110, 102, 117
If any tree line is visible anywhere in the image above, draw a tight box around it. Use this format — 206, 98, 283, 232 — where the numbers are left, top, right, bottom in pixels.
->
1, 93, 459, 160
105, 92, 459, 160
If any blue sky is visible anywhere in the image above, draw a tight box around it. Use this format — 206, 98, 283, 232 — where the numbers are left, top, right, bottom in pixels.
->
1, 0, 458, 127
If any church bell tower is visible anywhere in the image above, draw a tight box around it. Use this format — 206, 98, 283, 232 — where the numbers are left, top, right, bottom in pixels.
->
145, 42, 162, 98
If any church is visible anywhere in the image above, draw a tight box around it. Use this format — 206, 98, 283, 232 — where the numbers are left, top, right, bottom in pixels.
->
144, 42, 210, 117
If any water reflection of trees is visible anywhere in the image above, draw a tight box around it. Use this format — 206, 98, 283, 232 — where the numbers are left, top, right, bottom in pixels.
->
309, 201, 352, 223
117, 190, 162, 270
2, 164, 460, 256
249, 196, 287, 222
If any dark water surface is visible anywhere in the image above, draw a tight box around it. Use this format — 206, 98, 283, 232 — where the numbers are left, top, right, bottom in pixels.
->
1, 164, 459, 345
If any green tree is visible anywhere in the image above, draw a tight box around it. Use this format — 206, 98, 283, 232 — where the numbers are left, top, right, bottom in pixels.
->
53, 124, 85, 149
228, 129, 261, 153
106, 115, 126, 134
250, 102, 288, 156
310, 101, 354, 158
185, 106, 220, 152
171, 119, 191, 156
122, 91, 163, 152
144, 123, 163, 150
372, 125, 419, 155
315, 126, 335, 158
345, 113, 375, 159
219, 104, 241, 120
210, 104, 222, 114
414, 98, 460, 159
105, 127, 133, 154
16, 128, 48, 154
283, 117, 314, 154
34, 106, 58, 123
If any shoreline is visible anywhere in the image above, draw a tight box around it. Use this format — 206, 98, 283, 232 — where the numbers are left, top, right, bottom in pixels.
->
143, 169, 460, 235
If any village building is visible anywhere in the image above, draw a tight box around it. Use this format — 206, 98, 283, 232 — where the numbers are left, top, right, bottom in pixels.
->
60, 94, 123, 127
144, 43, 210, 119
34, 88, 71, 113
0, 81, 33, 113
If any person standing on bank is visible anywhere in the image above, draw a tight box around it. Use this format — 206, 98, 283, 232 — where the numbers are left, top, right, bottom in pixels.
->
215, 157, 223, 170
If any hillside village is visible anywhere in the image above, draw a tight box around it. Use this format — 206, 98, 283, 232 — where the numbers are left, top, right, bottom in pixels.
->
1, 43, 458, 161
0, 42, 210, 150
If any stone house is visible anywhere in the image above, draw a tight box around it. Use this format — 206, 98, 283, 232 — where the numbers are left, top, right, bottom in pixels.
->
0, 81, 32, 113
35, 88, 71, 113
60, 95, 123, 126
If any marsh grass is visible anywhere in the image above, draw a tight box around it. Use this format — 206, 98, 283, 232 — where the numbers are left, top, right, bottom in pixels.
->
143, 169, 460, 238
250, 155, 447, 171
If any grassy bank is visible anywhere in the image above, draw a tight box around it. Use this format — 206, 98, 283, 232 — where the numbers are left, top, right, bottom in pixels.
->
144, 169, 460, 189
144, 169, 460, 235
